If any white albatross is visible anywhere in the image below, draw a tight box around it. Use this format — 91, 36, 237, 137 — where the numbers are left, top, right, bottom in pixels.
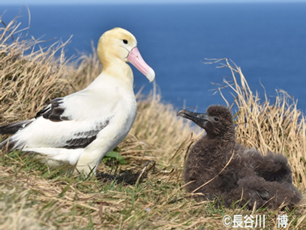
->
0, 27, 155, 175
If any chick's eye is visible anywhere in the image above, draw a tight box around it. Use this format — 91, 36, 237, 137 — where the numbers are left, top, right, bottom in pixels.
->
214, 117, 219, 122
123, 39, 128, 44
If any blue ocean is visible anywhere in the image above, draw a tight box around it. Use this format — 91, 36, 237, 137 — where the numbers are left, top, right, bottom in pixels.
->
1, 3, 306, 112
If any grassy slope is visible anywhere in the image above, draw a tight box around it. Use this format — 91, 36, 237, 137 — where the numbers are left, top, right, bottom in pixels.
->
1, 19, 306, 229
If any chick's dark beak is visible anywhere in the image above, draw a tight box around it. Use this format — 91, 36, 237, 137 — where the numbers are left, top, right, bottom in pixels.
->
177, 109, 208, 126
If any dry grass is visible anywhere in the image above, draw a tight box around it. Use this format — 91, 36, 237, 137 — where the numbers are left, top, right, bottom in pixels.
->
211, 58, 306, 190
0, 14, 102, 124
0, 16, 71, 123
1, 16, 306, 229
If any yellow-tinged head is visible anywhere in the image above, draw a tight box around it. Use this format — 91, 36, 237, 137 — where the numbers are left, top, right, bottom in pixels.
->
97, 27, 155, 82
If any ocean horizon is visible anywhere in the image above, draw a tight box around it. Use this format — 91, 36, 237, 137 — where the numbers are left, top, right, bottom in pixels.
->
1, 3, 306, 112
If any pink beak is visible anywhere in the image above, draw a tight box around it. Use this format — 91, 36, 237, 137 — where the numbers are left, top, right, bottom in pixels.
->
127, 47, 155, 82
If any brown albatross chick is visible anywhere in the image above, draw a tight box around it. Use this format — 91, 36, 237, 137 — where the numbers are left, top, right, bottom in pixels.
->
177, 105, 302, 210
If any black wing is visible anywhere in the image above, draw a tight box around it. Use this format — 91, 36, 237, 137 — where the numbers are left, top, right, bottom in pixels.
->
0, 120, 33, 135
36, 98, 70, 122
62, 120, 110, 149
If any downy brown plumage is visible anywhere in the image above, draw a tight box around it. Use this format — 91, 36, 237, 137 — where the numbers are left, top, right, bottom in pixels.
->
178, 105, 301, 209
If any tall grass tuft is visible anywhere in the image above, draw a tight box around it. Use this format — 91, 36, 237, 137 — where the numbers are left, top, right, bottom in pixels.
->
210, 58, 306, 190
0, 15, 75, 123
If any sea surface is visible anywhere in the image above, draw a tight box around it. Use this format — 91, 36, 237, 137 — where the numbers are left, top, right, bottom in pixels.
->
1, 3, 306, 113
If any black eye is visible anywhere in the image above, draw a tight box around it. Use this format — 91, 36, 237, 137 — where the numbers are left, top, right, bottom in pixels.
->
214, 117, 219, 122
123, 39, 128, 44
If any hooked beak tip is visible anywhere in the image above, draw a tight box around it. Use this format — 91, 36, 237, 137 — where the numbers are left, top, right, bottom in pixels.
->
177, 109, 188, 117
146, 68, 155, 82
